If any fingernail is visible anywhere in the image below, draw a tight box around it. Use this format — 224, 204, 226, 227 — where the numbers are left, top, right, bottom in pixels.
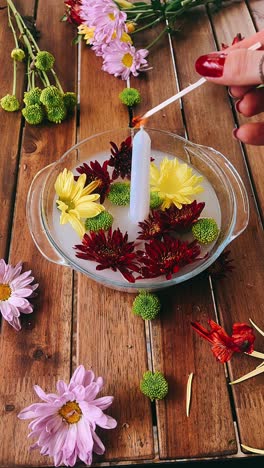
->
235, 100, 242, 112
195, 53, 226, 78
232, 128, 240, 140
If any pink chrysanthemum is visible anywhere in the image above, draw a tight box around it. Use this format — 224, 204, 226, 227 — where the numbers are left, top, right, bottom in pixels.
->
80, 0, 127, 43
0, 259, 38, 331
18, 365, 117, 467
102, 40, 149, 80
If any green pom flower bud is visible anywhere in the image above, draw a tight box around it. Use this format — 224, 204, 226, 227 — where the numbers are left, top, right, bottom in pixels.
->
150, 191, 163, 209
46, 103, 67, 124
132, 291, 161, 320
23, 87, 42, 106
0, 94, 20, 112
40, 86, 63, 107
85, 211, 113, 232
35, 51, 55, 71
22, 104, 44, 125
11, 48, 25, 62
140, 371, 168, 401
107, 182, 130, 206
63, 92, 77, 112
119, 88, 141, 107
192, 218, 219, 244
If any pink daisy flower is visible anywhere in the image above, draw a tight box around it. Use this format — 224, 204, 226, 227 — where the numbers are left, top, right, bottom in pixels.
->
18, 365, 117, 467
102, 40, 149, 80
0, 259, 38, 331
80, 0, 127, 43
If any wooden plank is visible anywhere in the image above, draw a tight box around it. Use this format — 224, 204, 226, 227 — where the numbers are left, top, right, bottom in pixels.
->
0, 0, 32, 260
76, 44, 154, 460
211, 1, 264, 217
176, 3, 264, 452
132, 15, 236, 460
0, 0, 77, 466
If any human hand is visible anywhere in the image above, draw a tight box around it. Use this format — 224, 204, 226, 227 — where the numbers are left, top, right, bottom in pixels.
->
195, 31, 264, 146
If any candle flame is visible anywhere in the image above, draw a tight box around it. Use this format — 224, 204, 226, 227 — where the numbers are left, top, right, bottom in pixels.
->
132, 115, 147, 128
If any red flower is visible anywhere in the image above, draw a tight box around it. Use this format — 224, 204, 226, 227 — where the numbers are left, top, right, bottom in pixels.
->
64, 0, 82, 25
137, 210, 165, 240
207, 250, 234, 280
191, 319, 255, 363
221, 33, 244, 50
162, 200, 205, 233
137, 235, 201, 280
74, 160, 111, 203
108, 137, 132, 180
74, 228, 139, 283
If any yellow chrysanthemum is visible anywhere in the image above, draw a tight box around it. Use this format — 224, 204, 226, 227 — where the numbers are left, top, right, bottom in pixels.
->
78, 25, 95, 44
112, 30, 132, 43
55, 169, 105, 238
150, 157, 204, 210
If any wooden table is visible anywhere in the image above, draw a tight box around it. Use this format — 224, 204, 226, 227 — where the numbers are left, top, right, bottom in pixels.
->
0, 0, 264, 466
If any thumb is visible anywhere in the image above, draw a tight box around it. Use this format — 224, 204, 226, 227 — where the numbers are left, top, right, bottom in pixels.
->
195, 49, 264, 86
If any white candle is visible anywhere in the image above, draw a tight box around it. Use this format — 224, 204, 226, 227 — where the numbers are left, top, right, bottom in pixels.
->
129, 127, 151, 224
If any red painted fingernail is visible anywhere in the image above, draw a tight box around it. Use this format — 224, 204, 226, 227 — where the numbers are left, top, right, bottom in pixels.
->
195, 53, 226, 78
235, 100, 242, 113
232, 128, 239, 140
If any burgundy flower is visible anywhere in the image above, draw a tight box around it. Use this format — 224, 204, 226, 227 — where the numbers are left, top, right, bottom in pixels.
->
162, 200, 205, 233
64, 0, 82, 25
221, 33, 244, 50
207, 250, 234, 280
137, 210, 165, 240
74, 160, 111, 203
108, 137, 132, 180
191, 319, 255, 363
74, 228, 139, 283
137, 235, 201, 280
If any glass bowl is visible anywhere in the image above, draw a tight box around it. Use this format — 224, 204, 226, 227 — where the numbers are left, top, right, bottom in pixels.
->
27, 128, 249, 292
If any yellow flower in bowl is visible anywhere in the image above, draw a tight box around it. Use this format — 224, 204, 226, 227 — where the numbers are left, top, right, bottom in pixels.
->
55, 169, 104, 238
150, 157, 204, 210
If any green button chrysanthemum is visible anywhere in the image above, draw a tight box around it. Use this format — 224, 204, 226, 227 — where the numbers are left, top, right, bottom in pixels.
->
11, 48, 25, 62
140, 371, 168, 401
192, 218, 219, 244
85, 211, 113, 232
23, 87, 42, 106
119, 87, 141, 107
107, 182, 130, 206
0, 94, 20, 112
35, 51, 55, 71
46, 104, 67, 124
40, 86, 63, 107
132, 291, 161, 320
150, 191, 163, 209
63, 92, 77, 112
22, 104, 44, 125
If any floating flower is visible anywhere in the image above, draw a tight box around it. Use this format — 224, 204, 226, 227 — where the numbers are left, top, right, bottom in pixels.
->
150, 157, 204, 210
162, 200, 205, 232
150, 191, 163, 209
81, 0, 127, 43
55, 169, 104, 238
137, 235, 201, 280
102, 40, 149, 80
207, 250, 234, 280
108, 136, 132, 179
85, 211, 113, 232
18, 365, 117, 467
0, 259, 38, 331
74, 228, 139, 283
191, 319, 255, 363
140, 371, 168, 401
132, 291, 161, 320
75, 160, 111, 203
107, 182, 130, 206
192, 218, 219, 244
137, 210, 164, 240
63, 0, 83, 25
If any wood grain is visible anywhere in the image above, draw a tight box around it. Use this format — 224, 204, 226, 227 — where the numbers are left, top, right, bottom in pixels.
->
176, 4, 264, 452
0, 0, 76, 466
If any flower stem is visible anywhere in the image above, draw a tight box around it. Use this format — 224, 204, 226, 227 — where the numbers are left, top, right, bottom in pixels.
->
12, 59, 17, 95
7, 0, 36, 59
27, 56, 32, 90
41, 70, 51, 87
132, 17, 162, 34
50, 69, 64, 93
146, 26, 167, 49
7, 5, 18, 48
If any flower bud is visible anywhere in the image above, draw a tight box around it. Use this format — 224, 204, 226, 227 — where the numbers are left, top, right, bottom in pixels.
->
0, 94, 20, 112
126, 22, 136, 33
11, 48, 25, 62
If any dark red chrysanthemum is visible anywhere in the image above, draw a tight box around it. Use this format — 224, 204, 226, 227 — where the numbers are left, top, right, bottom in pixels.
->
74, 228, 139, 283
64, 0, 82, 25
137, 235, 201, 280
137, 210, 165, 240
108, 137, 132, 180
221, 33, 244, 50
191, 319, 255, 363
162, 200, 205, 233
207, 250, 234, 280
74, 160, 111, 203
